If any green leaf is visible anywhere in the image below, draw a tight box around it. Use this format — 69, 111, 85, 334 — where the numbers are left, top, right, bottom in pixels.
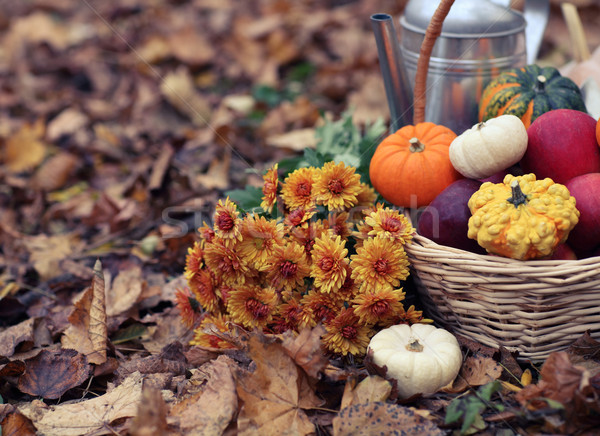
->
225, 186, 263, 212
477, 380, 503, 402
111, 323, 149, 345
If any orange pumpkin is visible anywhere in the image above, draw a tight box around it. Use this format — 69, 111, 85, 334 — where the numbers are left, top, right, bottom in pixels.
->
369, 123, 462, 208
596, 117, 600, 146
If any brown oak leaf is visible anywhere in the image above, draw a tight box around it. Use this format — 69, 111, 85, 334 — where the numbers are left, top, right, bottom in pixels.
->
235, 333, 323, 436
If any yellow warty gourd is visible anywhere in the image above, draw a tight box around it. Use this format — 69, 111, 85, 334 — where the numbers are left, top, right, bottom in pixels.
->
467, 174, 580, 260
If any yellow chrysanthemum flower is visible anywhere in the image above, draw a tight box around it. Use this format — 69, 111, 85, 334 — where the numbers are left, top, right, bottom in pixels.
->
213, 197, 242, 244
365, 206, 414, 244
265, 242, 311, 292
197, 220, 215, 245
226, 284, 278, 329
322, 308, 373, 356
281, 167, 317, 210
237, 215, 284, 271
204, 239, 250, 286
261, 164, 279, 213
190, 313, 237, 349
289, 220, 329, 259
352, 287, 406, 325
298, 290, 341, 328
355, 182, 378, 207
311, 233, 349, 293
350, 236, 410, 292
313, 161, 361, 211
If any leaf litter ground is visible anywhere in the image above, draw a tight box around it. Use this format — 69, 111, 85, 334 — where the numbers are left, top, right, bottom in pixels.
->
1, 0, 600, 435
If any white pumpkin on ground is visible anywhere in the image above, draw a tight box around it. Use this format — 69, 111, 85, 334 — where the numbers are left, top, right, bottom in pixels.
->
449, 114, 528, 179
366, 323, 462, 399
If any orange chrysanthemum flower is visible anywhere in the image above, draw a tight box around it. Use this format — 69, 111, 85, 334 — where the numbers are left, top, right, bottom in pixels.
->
213, 197, 242, 244
261, 164, 279, 213
281, 167, 317, 210
350, 237, 410, 292
352, 287, 406, 326
322, 308, 373, 356
237, 215, 284, 271
284, 207, 316, 229
204, 239, 250, 285
325, 212, 354, 241
184, 242, 204, 281
174, 287, 202, 328
365, 206, 414, 244
189, 268, 220, 313
190, 313, 237, 349
226, 284, 279, 330
311, 234, 348, 293
265, 242, 311, 292
313, 161, 361, 211
390, 305, 433, 326
198, 221, 215, 245
298, 290, 342, 328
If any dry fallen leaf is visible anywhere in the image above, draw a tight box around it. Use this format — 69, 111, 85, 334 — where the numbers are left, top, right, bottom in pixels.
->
32, 151, 80, 191
169, 354, 238, 436
160, 66, 212, 126
17, 371, 149, 435
46, 108, 89, 142
130, 383, 168, 436
281, 325, 329, 380
445, 354, 503, 393
339, 375, 393, 410
194, 149, 231, 190
61, 260, 107, 365
3, 119, 47, 173
17, 349, 91, 399
265, 128, 317, 151
24, 233, 80, 281
106, 265, 145, 317
333, 402, 444, 436
0, 317, 36, 358
0, 410, 37, 436
235, 333, 323, 436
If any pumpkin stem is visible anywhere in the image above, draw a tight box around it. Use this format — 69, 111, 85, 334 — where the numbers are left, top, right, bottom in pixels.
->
507, 180, 528, 208
534, 75, 547, 93
409, 137, 425, 153
405, 338, 424, 352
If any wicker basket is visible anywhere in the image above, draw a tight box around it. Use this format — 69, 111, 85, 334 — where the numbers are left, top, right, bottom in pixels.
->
405, 233, 600, 361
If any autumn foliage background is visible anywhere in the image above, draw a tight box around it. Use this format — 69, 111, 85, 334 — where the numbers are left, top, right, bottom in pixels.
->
1, 0, 600, 435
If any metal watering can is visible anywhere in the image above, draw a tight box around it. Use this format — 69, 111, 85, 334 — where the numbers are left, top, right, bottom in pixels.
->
372, 0, 530, 134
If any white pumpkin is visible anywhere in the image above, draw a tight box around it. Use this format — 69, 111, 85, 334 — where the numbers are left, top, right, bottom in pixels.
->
449, 114, 528, 179
367, 324, 462, 399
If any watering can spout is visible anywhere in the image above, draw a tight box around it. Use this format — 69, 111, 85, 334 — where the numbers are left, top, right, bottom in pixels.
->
371, 13, 413, 131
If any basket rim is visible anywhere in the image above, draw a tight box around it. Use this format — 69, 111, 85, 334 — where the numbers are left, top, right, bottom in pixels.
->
407, 232, 600, 267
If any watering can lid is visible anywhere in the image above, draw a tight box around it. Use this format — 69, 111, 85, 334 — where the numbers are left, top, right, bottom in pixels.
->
401, 0, 526, 38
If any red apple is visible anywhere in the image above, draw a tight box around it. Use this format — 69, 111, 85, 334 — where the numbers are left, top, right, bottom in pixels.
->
565, 173, 600, 253
521, 109, 600, 184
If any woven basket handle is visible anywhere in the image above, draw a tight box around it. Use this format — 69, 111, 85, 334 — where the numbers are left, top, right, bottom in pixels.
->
413, 0, 456, 124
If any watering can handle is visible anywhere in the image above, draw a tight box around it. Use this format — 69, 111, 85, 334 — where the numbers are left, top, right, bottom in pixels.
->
413, 0, 456, 125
